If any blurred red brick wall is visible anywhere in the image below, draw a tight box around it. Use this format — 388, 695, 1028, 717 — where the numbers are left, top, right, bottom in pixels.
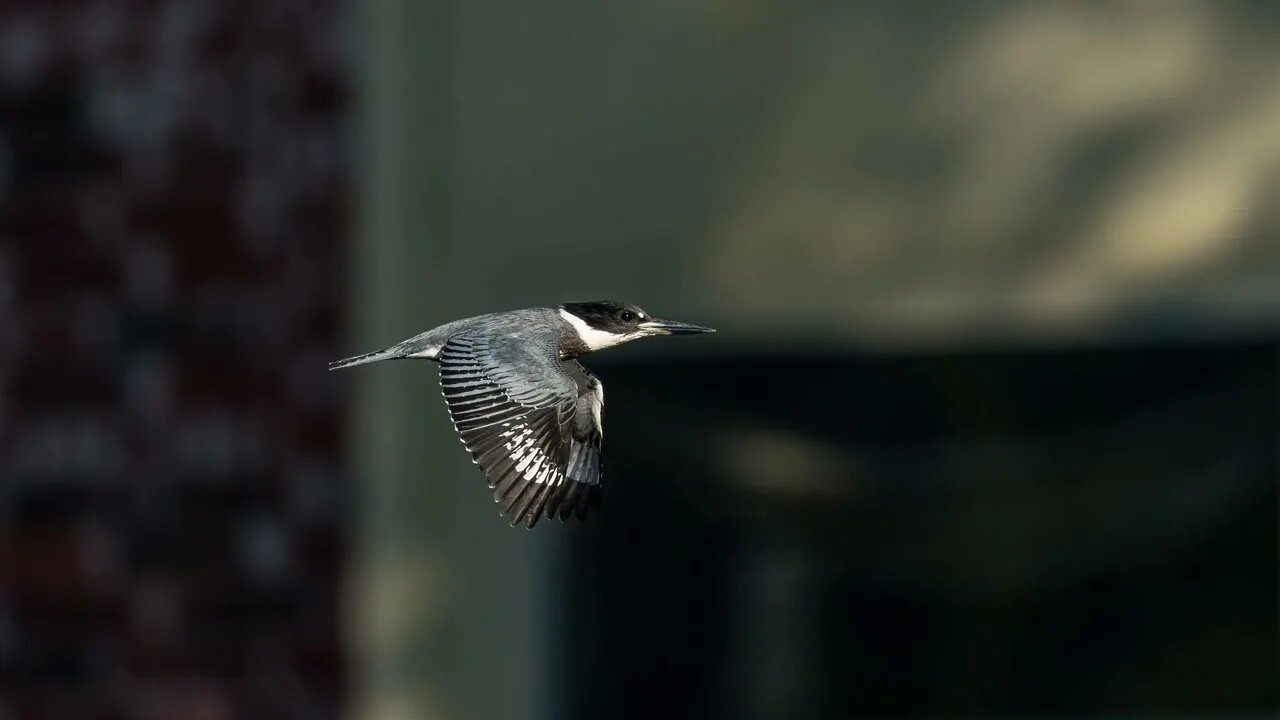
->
0, 1, 349, 718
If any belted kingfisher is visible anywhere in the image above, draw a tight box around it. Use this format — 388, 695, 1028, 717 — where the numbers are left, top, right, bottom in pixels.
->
330, 301, 715, 528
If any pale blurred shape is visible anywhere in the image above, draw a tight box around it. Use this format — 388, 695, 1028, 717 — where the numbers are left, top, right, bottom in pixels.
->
703, 0, 1280, 343
358, 555, 445, 653
932, 0, 1215, 247
1038, 76, 1280, 305
354, 690, 447, 720
721, 425, 852, 499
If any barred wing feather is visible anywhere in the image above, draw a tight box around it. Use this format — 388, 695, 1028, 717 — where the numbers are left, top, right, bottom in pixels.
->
438, 335, 600, 527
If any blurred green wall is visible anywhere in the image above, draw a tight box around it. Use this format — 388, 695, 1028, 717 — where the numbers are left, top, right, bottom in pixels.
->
451, 0, 1279, 347
350, 2, 537, 719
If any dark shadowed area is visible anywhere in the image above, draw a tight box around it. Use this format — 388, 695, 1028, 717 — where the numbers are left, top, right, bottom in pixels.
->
0, 1, 1276, 720
569, 341, 1275, 717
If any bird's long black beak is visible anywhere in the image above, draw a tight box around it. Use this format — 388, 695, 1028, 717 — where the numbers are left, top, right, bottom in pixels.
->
639, 318, 716, 335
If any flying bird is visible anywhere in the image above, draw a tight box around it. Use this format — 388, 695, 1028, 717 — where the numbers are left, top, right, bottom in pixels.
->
330, 301, 715, 528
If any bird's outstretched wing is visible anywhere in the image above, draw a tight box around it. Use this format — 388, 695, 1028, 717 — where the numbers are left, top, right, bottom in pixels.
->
438, 334, 592, 527
545, 360, 603, 522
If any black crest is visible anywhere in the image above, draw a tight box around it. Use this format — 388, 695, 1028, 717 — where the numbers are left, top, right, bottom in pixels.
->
561, 300, 648, 332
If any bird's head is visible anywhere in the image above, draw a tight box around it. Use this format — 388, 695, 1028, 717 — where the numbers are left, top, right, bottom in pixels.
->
559, 301, 715, 352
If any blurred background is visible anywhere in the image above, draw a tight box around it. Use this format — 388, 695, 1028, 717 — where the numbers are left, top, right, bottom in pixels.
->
0, 1, 1276, 719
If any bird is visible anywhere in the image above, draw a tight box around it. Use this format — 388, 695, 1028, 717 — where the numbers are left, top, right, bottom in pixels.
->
330, 301, 715, 528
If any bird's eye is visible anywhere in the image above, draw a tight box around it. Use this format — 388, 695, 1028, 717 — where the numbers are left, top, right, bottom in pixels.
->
620, 310, 635, 322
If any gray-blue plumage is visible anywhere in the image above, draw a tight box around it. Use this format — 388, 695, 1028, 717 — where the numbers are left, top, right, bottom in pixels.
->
330, 301, 714, 528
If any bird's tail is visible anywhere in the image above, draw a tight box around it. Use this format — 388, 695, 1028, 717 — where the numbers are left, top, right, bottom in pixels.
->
328, 347, 404, 371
